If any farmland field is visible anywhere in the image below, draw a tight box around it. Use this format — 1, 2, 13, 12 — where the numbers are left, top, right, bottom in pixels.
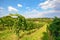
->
0, 14, 52, 40
0, 14, 60, 40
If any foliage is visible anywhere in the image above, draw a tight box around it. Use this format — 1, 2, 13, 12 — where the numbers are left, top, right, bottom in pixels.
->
48, 17, 60, 40
41, 32, 48, 40
0, 13, 52, 40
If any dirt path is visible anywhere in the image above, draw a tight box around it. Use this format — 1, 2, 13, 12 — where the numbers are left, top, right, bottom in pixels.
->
21, 24, 47, 40
29, 24, 47, 40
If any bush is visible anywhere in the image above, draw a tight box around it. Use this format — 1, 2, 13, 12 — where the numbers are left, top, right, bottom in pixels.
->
48, 17, 60, 40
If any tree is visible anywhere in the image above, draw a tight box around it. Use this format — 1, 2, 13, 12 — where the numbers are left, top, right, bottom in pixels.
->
48, 17, 60, 40
0, 17, 6, 30
11, 14, 27, 40
0, 18, 5, 30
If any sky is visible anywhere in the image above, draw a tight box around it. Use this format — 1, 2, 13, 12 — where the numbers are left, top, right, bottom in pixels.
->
0, 0, 60, 18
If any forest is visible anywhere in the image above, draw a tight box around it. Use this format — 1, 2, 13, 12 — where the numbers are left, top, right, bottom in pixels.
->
0, 14, 60, 40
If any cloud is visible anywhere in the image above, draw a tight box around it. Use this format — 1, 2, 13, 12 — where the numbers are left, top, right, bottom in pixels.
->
8, 6, 18, 12
38, 0, 60, 10
22, 9, 60, 18
44, 10, 60, 17
22, 9, 50, 18
17, 4, 22, 7
38, 0, 60, 18
53, 0, 60, 11
38, 0, 55, 9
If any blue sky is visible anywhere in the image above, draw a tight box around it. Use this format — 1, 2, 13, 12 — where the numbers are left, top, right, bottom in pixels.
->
0, 0, 60, 18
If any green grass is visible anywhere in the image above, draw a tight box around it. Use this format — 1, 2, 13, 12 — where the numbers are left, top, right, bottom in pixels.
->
21, 24, 47, 40
0, 23, 48, 40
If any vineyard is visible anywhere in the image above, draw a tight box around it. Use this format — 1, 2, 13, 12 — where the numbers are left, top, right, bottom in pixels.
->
0, 14, 60, 40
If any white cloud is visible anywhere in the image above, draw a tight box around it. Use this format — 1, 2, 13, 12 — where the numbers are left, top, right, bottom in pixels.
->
40, 0, 60, 10
8, 6, 18, 12
22, 9, 50, 18
22, 9, 60, 18
38, 0, 60, 10
40, 0, 60, 11
17, 4, 22, 7
38, 0, 55, 9
38, 0, 60, 18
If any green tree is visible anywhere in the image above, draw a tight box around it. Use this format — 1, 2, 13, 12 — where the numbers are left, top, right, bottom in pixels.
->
48, 17, 60, 40
12, 14, 27, 40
